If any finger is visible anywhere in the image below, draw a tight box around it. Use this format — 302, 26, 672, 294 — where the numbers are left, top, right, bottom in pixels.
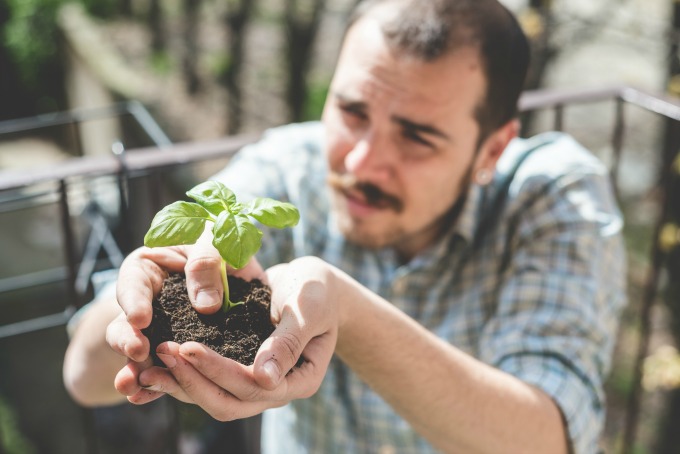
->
178, 342, 286, 402
264, 263, 286, 287
114, 357, 155, 397
127, 387, 165, 405
252, 306, 313, 389
228, 257, 267, 284
126, 366, 184, 405
179, 339, 332, 404
143, 246, 192, 271
117, 247, 179, 329
135, 365, 194, 404
278, 330, 337, 399
184, 242, 224, 314
106, 313, 150, 363
158, 342, 273, 421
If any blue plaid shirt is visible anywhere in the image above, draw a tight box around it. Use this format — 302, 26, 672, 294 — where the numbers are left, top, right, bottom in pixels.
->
213, 122, 626, 454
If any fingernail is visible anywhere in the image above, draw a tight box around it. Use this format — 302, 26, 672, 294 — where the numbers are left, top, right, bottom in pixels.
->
156, 352, 176, 368
263, 360, 281, 385
141, 383, 162, 392
195, 290, 220, 308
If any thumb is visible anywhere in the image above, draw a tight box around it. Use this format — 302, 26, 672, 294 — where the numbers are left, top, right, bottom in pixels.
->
184, 242, 224, 314
253, 310, 307, 390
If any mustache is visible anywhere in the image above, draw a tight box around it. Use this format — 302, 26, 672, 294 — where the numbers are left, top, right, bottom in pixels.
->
327, 172, 404, 212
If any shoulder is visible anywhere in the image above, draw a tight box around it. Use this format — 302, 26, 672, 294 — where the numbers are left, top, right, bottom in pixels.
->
491, 132, 621, 233
238, 121, 325, 162
262, 121, 325, 141
210, 122, 327, 199
497, 132, 609, 196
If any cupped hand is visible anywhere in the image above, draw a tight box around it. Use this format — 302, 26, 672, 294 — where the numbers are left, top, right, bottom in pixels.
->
135, 256, 340, 420
108, 240, 265, 404
254, 256, 338, 389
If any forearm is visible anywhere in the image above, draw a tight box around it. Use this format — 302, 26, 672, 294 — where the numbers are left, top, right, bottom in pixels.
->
63, 297, 128, 407
333, 269, 568, 454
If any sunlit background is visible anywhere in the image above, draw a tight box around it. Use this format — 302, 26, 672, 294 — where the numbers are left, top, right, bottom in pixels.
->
1, 1, 679, 453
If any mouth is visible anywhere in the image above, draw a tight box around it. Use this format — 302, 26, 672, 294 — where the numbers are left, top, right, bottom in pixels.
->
327, 173, 403, 215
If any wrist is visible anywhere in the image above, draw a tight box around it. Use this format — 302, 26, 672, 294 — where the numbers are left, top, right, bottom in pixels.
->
325, 265, 354, 342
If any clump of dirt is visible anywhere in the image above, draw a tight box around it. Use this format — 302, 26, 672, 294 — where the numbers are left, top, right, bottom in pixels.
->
142, 272, 274, 366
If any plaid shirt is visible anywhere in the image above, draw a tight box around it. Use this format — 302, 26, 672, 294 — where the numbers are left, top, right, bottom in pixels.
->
213, 122, 626, 454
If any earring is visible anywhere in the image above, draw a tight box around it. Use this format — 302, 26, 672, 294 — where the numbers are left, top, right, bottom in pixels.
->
475, 168, 493, 185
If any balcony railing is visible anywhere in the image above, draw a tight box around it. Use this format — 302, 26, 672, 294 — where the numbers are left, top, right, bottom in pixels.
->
0, 86, 677, 453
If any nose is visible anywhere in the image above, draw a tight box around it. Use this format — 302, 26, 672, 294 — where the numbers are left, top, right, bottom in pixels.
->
344, 130, 395, 183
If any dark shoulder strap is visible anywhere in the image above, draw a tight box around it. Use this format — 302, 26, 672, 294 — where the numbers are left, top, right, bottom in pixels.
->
474, 135, 557, 248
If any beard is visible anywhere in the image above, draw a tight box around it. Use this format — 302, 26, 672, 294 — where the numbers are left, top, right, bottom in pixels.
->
327, 167, 474, 253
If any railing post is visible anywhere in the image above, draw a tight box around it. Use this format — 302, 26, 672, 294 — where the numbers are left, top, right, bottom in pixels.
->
621, 223, 667, 453
553, 104, 564, 131
58, 179, 80, 310
622, 116, 680, 453
610, 97, 625, 197
59, 179, 101, 453
112, 141, 133, 254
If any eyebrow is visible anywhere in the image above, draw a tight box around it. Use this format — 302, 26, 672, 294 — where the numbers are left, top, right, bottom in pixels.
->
392, 117, 451, 142
334, 93, 367, 111
334, 92, 452, 143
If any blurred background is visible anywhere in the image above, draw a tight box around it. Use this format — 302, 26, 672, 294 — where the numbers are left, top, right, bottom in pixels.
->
1, 0, 680, 453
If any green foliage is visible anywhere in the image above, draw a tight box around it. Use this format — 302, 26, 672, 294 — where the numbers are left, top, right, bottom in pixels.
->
4, 0, 62, 87
207, 53, 232, 80
145, 181, 299, 309
3, 0, 117, 88
606, 361, 635, 398
303, 78, 330, 121
247, 197, 302, 228
150, 51, 173, 75
0, 393, 36, 454
144, 201, 212, 247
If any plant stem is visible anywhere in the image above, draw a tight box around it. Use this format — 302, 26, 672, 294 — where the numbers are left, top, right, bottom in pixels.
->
220, 259, 243, 312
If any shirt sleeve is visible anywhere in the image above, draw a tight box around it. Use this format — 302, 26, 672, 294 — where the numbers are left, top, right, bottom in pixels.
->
66, 270, 118, 338
478, 157, 627, 454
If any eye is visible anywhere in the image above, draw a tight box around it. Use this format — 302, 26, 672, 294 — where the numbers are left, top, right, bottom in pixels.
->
339, 103, 368, 121
402, 128, 434, 149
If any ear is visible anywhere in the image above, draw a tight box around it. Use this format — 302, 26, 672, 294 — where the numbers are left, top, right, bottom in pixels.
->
473, 119, 519, 185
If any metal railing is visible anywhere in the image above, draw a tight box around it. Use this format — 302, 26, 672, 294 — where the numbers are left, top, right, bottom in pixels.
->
0, 86, 677, 452
521, 86, 679, 452
0, 102, 173, 339
0, 101, 172, 147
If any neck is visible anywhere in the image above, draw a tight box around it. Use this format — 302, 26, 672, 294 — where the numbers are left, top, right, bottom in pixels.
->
394, 190, 469, 264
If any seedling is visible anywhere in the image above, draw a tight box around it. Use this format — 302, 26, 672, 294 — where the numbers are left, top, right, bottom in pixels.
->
144, 181, 300, 311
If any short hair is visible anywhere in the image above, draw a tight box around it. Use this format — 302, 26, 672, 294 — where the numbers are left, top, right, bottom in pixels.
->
347, 0, 530, 144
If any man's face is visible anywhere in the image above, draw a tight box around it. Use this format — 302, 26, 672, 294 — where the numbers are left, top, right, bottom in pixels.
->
322, 15, 495, 260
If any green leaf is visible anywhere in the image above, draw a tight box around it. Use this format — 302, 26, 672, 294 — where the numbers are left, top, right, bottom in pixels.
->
212, 211, 263, 269
247, 198, 300, 229
186, 181, 237, 216
144, 201, 211, 247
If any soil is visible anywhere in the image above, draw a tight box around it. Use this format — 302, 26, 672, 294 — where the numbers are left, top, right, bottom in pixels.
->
142, 272, 275, 366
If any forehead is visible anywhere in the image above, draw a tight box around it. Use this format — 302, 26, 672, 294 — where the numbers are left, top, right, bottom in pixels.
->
332, 15, 486, 118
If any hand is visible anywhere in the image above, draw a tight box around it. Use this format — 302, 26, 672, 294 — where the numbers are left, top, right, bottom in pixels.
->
107, 240, 265, 404
134, 256, 339, 421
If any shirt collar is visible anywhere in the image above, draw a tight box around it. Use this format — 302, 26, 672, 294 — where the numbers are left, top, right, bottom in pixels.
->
452, 183, 484, 245
390, 183, 486, 269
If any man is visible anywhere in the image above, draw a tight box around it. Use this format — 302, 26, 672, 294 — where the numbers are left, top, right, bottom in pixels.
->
63, 0, 626, 452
